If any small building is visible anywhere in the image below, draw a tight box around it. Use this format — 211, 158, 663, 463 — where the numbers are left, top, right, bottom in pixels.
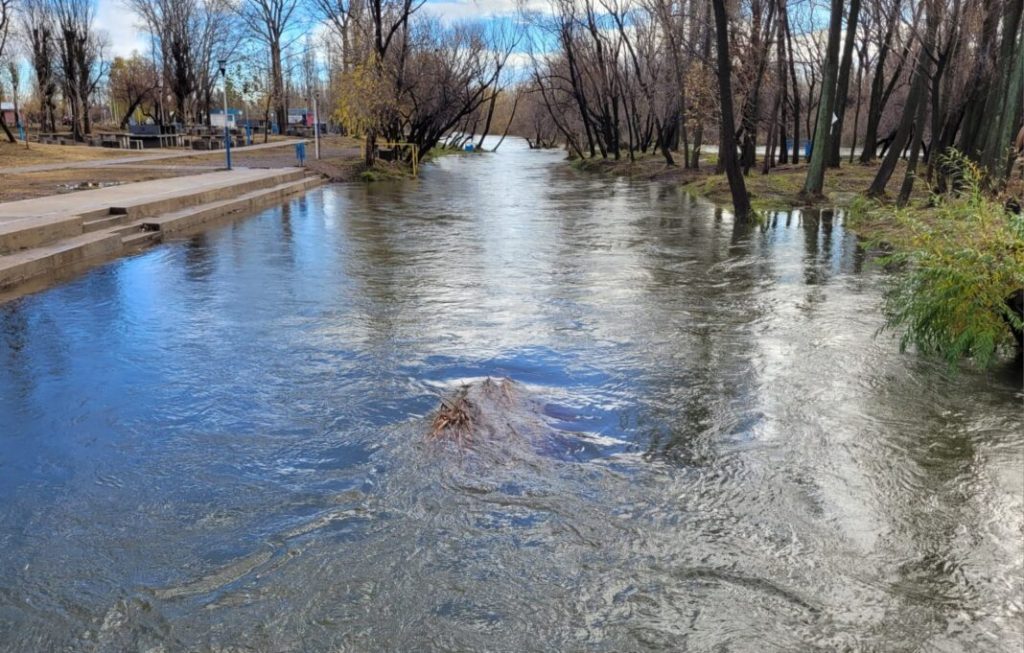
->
1, 102, 21, 126
288, 108, 314, 127
210, 108, 242, 129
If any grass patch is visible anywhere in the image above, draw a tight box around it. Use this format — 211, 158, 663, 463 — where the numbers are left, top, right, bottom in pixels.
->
864, 152, 1024, 368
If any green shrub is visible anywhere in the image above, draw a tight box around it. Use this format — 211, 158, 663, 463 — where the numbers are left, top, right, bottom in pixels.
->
878, 151, 1024, 368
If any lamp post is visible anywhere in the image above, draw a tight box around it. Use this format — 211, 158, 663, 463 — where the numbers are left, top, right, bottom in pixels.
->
218, 58, 232, 171
313, 90, 321, 160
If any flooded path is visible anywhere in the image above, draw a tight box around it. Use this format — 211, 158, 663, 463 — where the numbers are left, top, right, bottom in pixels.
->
1, 140, 1021, 651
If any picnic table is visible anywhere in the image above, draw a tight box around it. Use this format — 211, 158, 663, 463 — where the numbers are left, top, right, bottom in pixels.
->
96, 132, 143, 150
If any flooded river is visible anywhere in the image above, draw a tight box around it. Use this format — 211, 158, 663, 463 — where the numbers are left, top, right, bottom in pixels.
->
1, 140, 1021, 651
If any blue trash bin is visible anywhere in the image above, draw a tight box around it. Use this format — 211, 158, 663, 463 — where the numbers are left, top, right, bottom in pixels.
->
804, 140, 812, 157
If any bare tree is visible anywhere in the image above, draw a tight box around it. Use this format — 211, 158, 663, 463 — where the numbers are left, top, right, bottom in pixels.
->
802, 0, 843, 197
21, 0, 57, 132
239, 0, 303, 131
53, 0, 106, 140
711, 0, 751, 221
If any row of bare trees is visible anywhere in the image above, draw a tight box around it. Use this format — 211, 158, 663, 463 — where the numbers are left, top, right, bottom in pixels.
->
0, 0, 520, 158
0, 0, 106, 141
314, 0, 521, 162
518, 0, 1023, 221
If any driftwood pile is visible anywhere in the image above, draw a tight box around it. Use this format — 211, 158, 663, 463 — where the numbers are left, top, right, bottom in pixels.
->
427, 378, 519, 446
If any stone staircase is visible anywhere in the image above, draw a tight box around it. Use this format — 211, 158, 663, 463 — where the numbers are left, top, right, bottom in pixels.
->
0, 169, 322, 296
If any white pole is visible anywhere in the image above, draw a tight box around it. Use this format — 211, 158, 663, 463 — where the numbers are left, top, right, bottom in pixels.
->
220, 61, 232, 170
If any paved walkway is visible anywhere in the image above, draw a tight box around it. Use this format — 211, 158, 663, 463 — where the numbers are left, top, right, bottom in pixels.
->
0, 169, 299, 223
4, 139, 308, 174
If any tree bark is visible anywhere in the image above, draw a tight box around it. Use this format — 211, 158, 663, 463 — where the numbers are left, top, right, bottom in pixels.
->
802, 0, 844, 197
979, 0, 1023, 178
897, 1, 941, 205
711, 0, 751, 221
828, 0, 861, 167
860, 0, 904, 163
869, 4, 936, 197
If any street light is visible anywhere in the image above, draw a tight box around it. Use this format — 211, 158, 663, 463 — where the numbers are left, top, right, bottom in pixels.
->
218, 58, 232, 171
313, 90, 321, 160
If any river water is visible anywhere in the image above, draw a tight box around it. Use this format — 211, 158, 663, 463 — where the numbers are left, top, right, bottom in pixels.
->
1, 140, 1021, 652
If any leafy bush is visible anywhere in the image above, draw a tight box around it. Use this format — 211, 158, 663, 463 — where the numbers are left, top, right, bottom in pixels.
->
879, 151, 1024, 368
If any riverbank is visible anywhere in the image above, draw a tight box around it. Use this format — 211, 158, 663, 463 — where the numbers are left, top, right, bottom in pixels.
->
570, 153, 925, 213
0, 169, 321, 300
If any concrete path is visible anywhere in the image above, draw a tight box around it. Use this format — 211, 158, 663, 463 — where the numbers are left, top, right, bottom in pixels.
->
0, 168, 300, 223
4, 139, 309, 174
0, 168, 320, 298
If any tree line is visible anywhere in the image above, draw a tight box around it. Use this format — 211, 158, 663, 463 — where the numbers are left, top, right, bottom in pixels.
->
0, 0, 521, 162
0, 0, 1021, 192
514, 0, 1023, 220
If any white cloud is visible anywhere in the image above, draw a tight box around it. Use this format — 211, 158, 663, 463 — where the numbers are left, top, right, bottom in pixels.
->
94, 0, 150, 59
421, 0, 549, 22
422, 0, 520, 21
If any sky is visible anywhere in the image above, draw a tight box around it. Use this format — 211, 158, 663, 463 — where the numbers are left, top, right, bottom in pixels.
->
96, 0, 150, 59
95, 0, 531, 60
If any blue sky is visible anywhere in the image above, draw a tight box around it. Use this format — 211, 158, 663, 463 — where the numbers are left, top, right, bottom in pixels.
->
97, 0, 533, 59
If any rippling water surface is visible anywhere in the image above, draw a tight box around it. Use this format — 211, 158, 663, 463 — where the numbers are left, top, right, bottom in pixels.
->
1, 140, 1022, 652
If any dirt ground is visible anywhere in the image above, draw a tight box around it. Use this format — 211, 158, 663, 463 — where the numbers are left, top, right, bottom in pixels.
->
167, 135, 363, 171
0, 140, 131, 167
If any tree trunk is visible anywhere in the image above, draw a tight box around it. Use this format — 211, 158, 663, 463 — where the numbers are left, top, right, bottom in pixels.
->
271, 39, 286, 132
828, 0, 861, 167
0, 112, 15, 143
859, 1, 903, 163
712, 0, 751, 221
869, 6, 936, 197
980, 0, 1024, 178
802, 0, 844, 197
897, 2, 941, 205
849, 46, 865, 164
781, 0, 800, 164
476, 90, 499, 151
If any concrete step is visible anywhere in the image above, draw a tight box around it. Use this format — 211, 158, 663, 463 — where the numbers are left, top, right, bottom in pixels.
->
120, 230, 162, 249
0, 169, 307, 255
0, 175, 322, 295
106, 169, 306, 220
0, 231, 122, 291
83, 214, 133, 233
142, 177, 321, 235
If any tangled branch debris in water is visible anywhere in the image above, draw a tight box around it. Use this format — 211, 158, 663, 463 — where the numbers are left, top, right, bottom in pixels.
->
427, 378, 522, 446
428, 388, 475, 445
